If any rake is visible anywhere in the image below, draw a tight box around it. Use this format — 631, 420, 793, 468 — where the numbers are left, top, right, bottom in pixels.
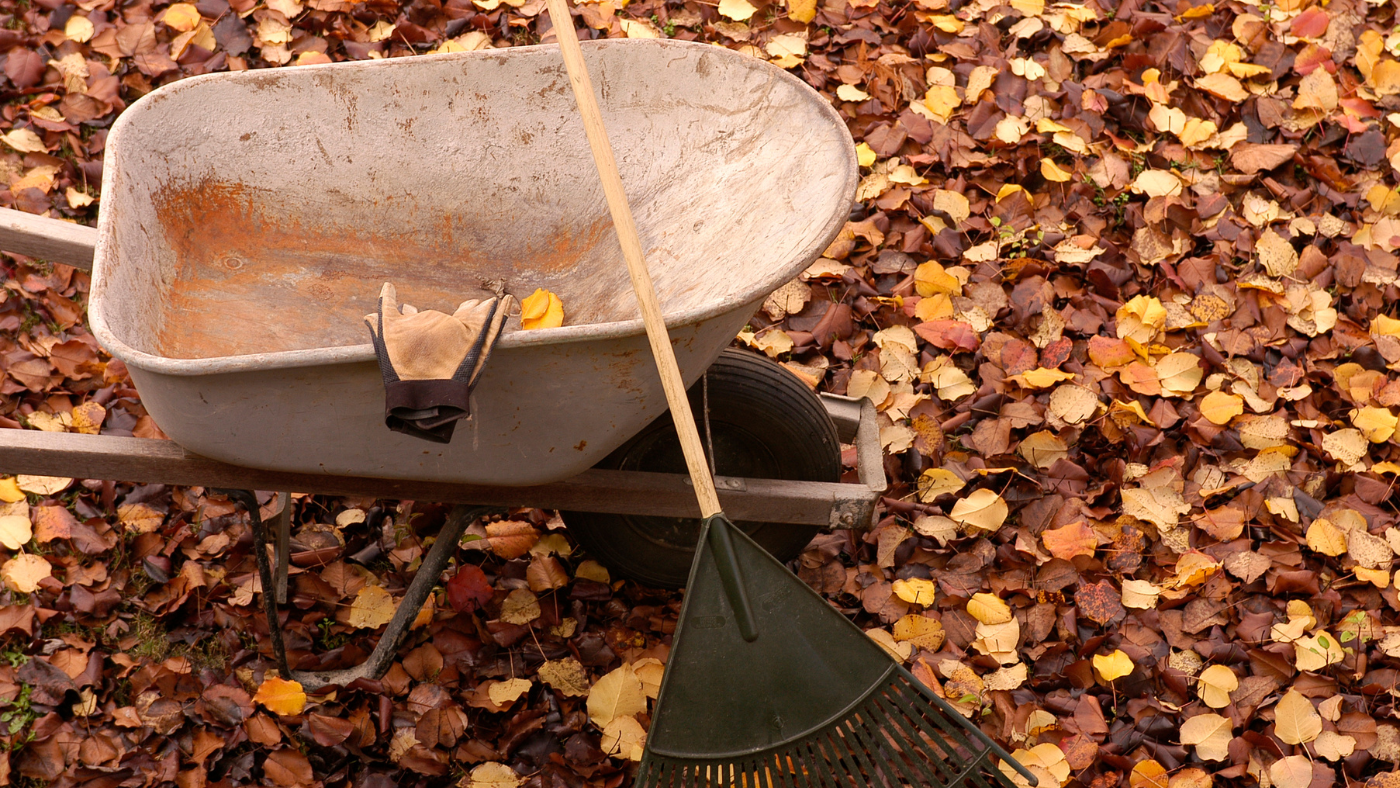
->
539, 3, 1039, 787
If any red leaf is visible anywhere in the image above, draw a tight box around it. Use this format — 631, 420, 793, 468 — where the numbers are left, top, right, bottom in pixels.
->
447, 564, 493, 614
4, 47, 44, 88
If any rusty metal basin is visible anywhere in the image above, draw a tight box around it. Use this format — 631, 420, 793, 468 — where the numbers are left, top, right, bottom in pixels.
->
88, 39, 856, 486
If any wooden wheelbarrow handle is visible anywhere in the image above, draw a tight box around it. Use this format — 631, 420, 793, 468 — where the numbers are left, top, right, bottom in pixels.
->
542, 0, 723, 520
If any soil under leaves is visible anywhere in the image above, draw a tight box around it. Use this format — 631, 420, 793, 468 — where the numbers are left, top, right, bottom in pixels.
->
0, 0, 1399, 785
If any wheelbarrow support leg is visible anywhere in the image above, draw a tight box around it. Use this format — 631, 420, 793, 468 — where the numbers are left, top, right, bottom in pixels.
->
293, 503, 502, 691
218, 489, 292, 677
274, 492, 291, 605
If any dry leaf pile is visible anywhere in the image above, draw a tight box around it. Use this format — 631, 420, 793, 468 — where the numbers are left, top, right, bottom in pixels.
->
1, 0, 1400, 783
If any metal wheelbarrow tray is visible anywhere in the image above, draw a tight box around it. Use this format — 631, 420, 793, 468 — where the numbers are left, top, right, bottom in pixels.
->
86, 39, 856, 486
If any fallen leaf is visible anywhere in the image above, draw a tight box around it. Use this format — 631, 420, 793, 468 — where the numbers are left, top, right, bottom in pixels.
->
1196, 665, 1238, 709
1, 554, 50, 593
1275, 689, 1322, 745
950, 489, 1009, 532
967, 593, 1012, 625
1092, 649, 1134, 681
1179, 713, 1233, 760
347, 585, 396, 629
252, 677, 306, 716
519, 288, 564, 330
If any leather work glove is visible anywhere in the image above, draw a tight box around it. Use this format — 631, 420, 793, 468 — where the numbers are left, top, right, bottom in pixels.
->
365, 283, 514, 443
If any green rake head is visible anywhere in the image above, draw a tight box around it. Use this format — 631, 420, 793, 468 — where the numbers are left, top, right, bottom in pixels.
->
637, 515, 1038, 788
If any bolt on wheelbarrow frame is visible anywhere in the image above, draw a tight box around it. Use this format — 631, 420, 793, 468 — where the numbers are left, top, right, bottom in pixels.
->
0, 207, 887, 689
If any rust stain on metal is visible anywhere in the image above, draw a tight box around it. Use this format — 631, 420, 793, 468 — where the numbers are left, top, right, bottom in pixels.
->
149, 177, 611, 359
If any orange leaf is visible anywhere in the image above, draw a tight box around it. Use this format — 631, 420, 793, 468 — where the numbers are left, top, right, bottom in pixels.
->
1041, 521, 1097, 560
253, 677, 307, 716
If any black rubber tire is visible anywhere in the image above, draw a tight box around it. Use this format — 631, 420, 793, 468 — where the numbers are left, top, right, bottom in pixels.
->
560, 349, 841, 589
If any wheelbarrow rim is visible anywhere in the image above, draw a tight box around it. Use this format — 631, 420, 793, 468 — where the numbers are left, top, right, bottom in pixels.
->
88, 38, 857, 378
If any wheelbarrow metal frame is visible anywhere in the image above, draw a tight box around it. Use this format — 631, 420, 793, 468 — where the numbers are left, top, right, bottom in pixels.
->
0, 207, 887, 688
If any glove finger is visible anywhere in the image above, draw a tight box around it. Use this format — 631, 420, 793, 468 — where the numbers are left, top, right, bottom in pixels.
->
378, 282, 399, 317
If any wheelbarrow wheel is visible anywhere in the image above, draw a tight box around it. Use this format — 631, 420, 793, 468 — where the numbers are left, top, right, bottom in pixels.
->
561, 348, 840, 589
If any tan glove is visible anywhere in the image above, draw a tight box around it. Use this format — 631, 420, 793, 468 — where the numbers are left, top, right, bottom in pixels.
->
365, 283, 513, 443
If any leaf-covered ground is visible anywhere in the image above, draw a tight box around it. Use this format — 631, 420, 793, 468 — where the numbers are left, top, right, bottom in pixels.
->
1, 0, 1400, 784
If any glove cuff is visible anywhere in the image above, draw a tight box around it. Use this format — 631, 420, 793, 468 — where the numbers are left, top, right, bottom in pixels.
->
383, 379, 473, 443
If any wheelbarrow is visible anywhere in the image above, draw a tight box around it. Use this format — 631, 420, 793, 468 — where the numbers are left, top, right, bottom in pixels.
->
0, 39, 886, 686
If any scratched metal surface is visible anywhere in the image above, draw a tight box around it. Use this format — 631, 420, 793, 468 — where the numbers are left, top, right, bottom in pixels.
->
88, 39, 856, 485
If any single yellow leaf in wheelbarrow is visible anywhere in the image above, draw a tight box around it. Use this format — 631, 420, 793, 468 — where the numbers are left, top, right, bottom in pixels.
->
253, 676, 307, 716
520, 288, 564, 330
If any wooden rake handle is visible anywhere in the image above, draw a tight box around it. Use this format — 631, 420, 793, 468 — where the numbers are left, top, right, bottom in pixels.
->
543, 0, 722, 519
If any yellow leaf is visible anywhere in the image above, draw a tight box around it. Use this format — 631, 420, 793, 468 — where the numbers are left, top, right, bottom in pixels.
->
64, 15, 94, 42
600, 715, 646, 761
787, 0, 817, 23
1306, 518, 1348, 556
1270, 755, 1313, 788
1008, 367, 1076, 388
1, 553, 49, 593
967, 592, 1012, 625
1040, 158, 1072, 182
1155, 353, 1203, 398
1116, 295, 1167, 344
1018, 430, 1067, 469
1092, 649, 1134, 681
252, 677, 306, 716
914, 261, 962, 297
950, 489, 1009, 532
520, 288, 564, 330
996, 184, 1024, 203
162, 3, 203, 31
1257, 229, 1299, 277
1357, 566, 1390, 588
347, 585, 396, 629
867, 628, 912, 661
1275, 689, 1322, 745
1196, 664, 1238, 709
633, 658, 664, 699
587, 664, 647, 727
1179, 713, 1233, 761
836, 84, 870, 102
0, 516, 31, 551
718, 0, 756, 18
71, 402, 104, 435
1294, 631, 1345, 672
1196, 72, 1249, 101
892, 614, 945, 650
499, 588, 541, 625
1120, 579, 1161, 609
537, 658, 590, 697
17, 475, 70, 496
468, 763, 521, 788
765, 33, 807, 68
892, 578, 937, 606
0, 479, 23, 504
1199, 391, 1243, 425
487, 678, 532, 706
1131, 169, 1183, 198
917, 468, 965, 501
1353, 406, 1398, 443
0, 129, 44, 155
855, 142, 877, 167
1179, 3, 1213, 17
